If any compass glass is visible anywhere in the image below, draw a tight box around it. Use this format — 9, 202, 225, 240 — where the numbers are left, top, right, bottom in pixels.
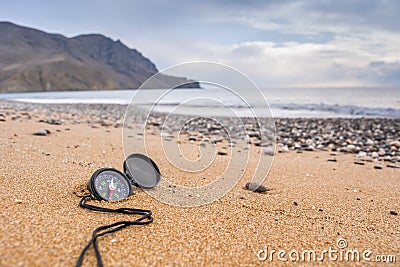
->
92, 169, 132, 201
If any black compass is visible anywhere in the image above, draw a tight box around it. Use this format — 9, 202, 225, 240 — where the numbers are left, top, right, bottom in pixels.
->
77, 154, 157, 267
89, 168, 133, 201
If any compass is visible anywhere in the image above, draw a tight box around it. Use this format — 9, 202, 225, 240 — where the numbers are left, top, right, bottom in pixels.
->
89, 168, 133, 201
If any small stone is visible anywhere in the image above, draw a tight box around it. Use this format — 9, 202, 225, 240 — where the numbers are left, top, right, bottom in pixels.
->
39, 118, 63, 125
327, 158, 337, 162
365, 139, 374, 146
305, 146, 314, 151
357, 151, 367, 158
14, 199, 23, 204
293, 201, 298, 206
245, 182, 269, 193
263, 147, 274, 156
33, 129, 50, 136
346, 144, 357, 153
374, 165, 383, 169
390, 141, 400, 148
217, 151, 228, 156
387, 164, 399, 169
389, 210, 398, 216
354, 162, 365, 165
278, 145, 289, 153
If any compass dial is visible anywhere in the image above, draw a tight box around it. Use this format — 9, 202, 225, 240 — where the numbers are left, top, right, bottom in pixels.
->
90, 169, 132, 201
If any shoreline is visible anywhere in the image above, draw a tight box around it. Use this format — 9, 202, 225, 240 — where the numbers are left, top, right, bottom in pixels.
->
1, 100, 399, 166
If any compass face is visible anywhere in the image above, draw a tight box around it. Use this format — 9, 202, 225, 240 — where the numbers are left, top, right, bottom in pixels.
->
92, 169, 132, 201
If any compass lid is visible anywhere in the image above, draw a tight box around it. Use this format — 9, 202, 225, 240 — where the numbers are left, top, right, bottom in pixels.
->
123, 154, 161, 189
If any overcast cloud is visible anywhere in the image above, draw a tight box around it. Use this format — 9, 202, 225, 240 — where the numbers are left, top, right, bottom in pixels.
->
1, 0, 399, 87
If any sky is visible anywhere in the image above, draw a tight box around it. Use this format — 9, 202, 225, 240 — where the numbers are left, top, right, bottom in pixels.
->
1, 0, 400, 87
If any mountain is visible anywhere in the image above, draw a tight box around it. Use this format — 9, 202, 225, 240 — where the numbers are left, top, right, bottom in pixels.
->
0, 22, 198, 93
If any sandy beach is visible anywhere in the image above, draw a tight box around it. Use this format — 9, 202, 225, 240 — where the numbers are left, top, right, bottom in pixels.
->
0, 102, 399, 266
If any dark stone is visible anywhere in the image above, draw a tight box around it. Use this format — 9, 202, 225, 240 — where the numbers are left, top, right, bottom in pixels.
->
374, 166, 383, 169
39, 118, 63, 125
245, 182, 269, 193
387, 164, 399, 169
389, 210, 398, 216
188, 136, 197, 141
33, 128, 50, 136
354, 162, 365, 165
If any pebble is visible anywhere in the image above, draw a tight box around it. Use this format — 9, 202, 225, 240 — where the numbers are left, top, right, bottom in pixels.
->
374, 166, 383, 169
263, 147, 275, 156
217, 151, 228, 156
390, 141, 400, 148
378, 148, 386, 156
387, 164, 399, 169
39, 118, 63, 125
357, 151, 367, 158
188, 136, 197, 141
305, 146, 314, 152
278, 145, 289, 153
354, 162, 365, 165
389, 211, 398, 216
245, 182, 269, 193
346, 144, 357, 153
33, 129, 51, 136
327, 158, 337, 162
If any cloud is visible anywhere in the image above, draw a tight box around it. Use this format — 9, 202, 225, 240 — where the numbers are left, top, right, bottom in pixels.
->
366, 61, 400, 83
1, 0, 400, 86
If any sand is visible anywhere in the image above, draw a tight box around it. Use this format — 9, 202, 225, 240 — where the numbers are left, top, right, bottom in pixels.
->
0, 110, 399, 266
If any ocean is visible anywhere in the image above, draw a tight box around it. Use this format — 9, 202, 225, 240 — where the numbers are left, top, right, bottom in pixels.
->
0, 87, 399, 118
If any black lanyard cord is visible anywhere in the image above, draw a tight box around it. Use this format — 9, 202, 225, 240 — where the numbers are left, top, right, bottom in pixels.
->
76, 195, 153, 267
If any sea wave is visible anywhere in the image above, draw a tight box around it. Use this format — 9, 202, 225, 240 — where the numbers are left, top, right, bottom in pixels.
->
270, 103, 400, 118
